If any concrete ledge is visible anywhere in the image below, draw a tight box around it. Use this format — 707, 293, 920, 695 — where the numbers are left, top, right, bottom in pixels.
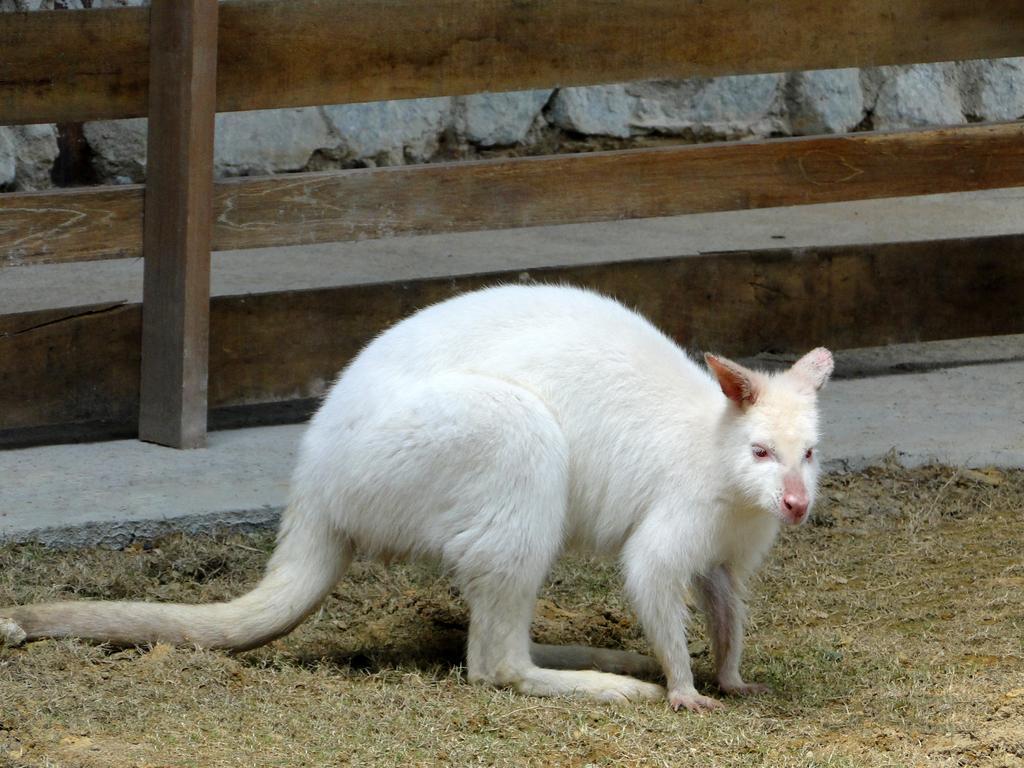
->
4, 189, 1024, 315
823, 360, 1024, 472
0, 424, 302, 548
7, 507, 284, 551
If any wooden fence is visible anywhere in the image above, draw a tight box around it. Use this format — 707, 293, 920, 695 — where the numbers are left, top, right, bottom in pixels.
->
2, 0, 1024, 447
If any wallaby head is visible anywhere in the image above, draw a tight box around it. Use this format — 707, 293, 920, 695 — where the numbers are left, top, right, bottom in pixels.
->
705, 348, 834, 525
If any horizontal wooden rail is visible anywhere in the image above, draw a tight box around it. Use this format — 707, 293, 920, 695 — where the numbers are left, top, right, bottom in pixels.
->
4, 0, 1024, 125
4, 122, 1024, 267
2, 234, 1022, 444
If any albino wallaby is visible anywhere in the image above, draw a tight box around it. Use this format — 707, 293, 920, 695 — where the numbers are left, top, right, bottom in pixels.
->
1, 285, 833, 712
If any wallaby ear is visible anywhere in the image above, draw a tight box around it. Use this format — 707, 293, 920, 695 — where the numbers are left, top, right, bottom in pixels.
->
704, 353, 761, 408
789, 347, 834, 391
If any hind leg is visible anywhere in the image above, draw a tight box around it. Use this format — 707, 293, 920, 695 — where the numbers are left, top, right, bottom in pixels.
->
461, 570, 663, 703
458, 545, 664, 703
436, 376, 663, 704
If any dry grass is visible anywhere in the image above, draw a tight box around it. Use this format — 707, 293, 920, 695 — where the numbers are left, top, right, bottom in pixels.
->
1, 464, 1022, 768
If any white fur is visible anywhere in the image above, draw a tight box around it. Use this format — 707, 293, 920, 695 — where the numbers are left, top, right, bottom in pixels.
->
2, 284, 831, 712
290, 284, 829, 709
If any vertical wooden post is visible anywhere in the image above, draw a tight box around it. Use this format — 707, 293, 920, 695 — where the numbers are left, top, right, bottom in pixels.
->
138, 0, 219, 448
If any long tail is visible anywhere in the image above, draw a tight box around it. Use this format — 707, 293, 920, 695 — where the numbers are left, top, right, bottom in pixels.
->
0, 505, 351, 652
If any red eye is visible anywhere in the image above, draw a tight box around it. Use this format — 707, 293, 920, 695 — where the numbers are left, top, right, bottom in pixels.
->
752, 445, 770, 460
805, 448, 814, 461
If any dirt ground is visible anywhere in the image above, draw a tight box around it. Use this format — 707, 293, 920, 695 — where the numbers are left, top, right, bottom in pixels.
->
1, 463, 1022, 768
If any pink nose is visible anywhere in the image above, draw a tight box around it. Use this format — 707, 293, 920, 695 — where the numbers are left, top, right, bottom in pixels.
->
782, 493, 809, 522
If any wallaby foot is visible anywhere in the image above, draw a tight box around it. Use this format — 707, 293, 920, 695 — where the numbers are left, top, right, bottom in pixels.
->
515, 666, 665, 703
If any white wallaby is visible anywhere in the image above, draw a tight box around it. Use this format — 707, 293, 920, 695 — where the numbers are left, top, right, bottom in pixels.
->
1, 285, 833, 712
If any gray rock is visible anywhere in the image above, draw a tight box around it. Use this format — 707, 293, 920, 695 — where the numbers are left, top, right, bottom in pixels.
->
8, 124, 59, 190
458, 90, 552, 147
629, 74, 786, 139
0, 128, 15, 188
1, 1, 143, 11
0, 2, 145, 13
83, 118, 147, 184
1, 0, 54, 9
322, 97, 452, 166
960, 58, 1024, 122
214, 107, 334, 177
0, 0, 143, 8
683, 74, 785, 129
1, 0, 147, 7
84, 108, 334, 182
0, 126, 57, 191
548, 85, 633, 138
868, 63, 964, 130
787, 68, 864, 135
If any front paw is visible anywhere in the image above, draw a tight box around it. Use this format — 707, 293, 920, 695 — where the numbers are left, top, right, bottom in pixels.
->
718, 679, 771, 697
668, 688, 723, 713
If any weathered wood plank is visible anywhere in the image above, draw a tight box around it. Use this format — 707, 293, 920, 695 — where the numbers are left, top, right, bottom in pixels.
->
0, 301, 140, 442
211, 123, 1024, 252
137, 0, 219, 449
0, 5, 148, 125
0, 185, 143, 266
4, 0, 1024, 124
4, 122, 1024, 266
2, 234, 1022, 444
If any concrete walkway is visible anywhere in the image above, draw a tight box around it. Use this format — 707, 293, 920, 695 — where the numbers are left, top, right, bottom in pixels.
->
2, 349, 1022, 548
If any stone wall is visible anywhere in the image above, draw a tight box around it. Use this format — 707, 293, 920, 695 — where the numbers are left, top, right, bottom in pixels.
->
2, 2, 1023, 191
